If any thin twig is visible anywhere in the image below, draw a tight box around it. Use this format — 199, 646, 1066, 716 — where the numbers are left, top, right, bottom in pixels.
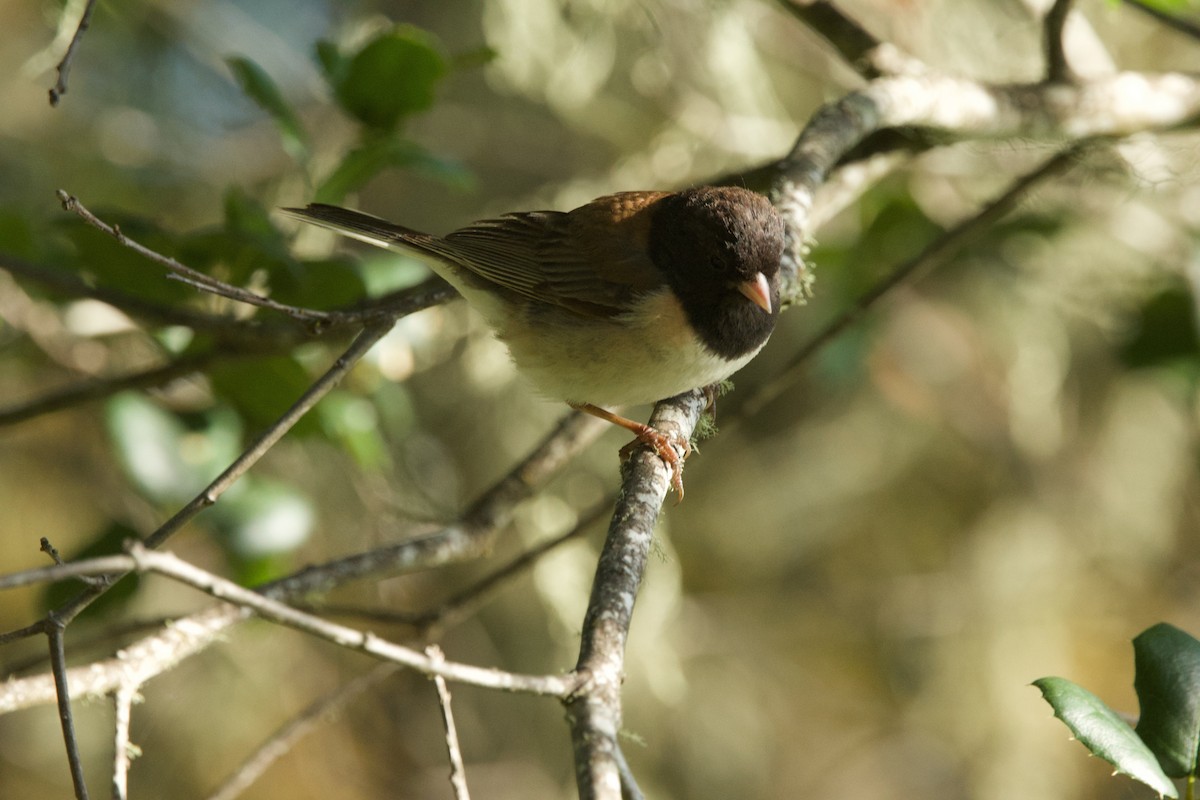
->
112, 685, 138, 800
57, 191, 337, 326
0, 409, 605, 711
266, 411, 608, 598
0, 254, 289, 341
205, 664, 396, 800
132, 543, 577, 695
0, 350, 224, 428
45, 320, 395, 629
49, 0, 99, 106
428, 646, 472, 800
1044, 0, 1076, 83
300, 496, 613, 633
48, 624, 90, 800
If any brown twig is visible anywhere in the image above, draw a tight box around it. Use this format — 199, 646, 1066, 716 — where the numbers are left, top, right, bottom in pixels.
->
48, 0, 99, 106
776, 0, 884, 77
300, 496, 613, 633
57, 190, 342, 327
0, 349, 225, 427
48, 623, 90, 799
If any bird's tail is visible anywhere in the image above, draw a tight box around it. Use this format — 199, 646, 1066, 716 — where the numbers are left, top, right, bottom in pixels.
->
281, 203, 452, 265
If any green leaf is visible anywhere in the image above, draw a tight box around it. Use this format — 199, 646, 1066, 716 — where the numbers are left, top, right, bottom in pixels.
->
1034, 676, 1178, 798
272, 257, 366, 310
314, 138, 470, 204
0, 208, 39, 260
331, 26, 447, 132
227, 56, 309, 163
1120, 287, 1200, 369
58, 215, 194, 304
314, 39, 347, 86
208, 356, 320, 436
1135, 623, 1200, 778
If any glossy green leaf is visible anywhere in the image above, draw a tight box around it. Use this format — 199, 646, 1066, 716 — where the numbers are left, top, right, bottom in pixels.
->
227, 56, 309, 162
332, 26, 447, 131
1034, 676, 1177, 798
1135, 623, 1200, 777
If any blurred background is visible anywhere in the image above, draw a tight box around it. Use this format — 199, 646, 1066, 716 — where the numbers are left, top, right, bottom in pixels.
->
2, 0, 1200, 798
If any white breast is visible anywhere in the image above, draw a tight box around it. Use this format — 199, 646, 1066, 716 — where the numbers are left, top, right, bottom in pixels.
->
490, 289, 765, 407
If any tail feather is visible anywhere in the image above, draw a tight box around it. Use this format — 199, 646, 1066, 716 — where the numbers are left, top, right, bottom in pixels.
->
281, 203, 448, 263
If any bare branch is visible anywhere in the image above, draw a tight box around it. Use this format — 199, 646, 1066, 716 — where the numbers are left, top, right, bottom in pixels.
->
0, 350, 223, 428
57, 191, 339, 327
428, 646, 472, 800
112, 685, 138, 800
302, 496, 613, 634
267, 410, 608, 597
0, 410, 605, 712
42, 319, 395, 631
48, 624, 91, 799
48, 0, 99, 106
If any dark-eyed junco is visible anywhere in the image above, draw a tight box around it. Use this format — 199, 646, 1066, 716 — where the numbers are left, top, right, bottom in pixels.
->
283, 186, 784, 496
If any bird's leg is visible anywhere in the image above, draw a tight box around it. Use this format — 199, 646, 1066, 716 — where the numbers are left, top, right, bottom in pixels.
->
570, 402, 690, 498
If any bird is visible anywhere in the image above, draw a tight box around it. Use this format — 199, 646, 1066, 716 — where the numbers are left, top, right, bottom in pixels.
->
282, 186, 784, 497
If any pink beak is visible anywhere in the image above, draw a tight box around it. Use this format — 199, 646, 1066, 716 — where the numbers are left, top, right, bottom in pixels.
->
737, 273, 773, 314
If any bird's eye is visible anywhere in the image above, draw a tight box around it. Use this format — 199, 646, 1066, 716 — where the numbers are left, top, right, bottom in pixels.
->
707, 255, 724, 272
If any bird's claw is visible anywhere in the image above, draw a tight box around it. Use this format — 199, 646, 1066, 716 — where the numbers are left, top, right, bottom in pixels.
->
619, 426, 691, 502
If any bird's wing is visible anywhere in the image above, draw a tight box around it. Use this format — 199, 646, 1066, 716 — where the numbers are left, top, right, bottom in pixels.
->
444, 192, 670, 318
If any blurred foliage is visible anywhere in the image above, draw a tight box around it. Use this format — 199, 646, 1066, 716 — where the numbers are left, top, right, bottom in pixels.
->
1, 2, 1200, 800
